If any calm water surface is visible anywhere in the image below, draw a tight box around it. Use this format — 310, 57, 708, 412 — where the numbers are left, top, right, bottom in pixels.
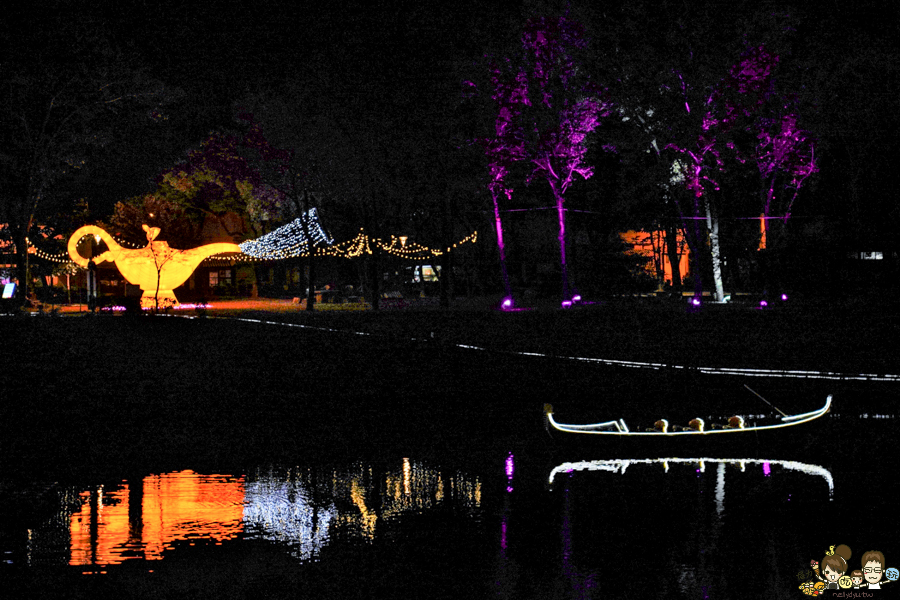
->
3, 406, 899, 599
3, 316, 899, 598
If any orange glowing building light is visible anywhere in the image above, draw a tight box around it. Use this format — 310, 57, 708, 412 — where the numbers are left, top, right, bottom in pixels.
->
619, 230, 690, 286
759, 214, 767, 250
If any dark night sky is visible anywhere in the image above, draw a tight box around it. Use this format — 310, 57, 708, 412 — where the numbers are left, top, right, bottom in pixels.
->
4, 0, 899, 233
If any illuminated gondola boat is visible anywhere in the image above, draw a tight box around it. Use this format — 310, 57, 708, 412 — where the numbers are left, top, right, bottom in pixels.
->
543, 394, 832, 443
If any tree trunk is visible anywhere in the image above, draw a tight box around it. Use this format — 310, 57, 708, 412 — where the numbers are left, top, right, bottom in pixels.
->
305, 253, 316, 311
665, 222, 682, 291
550, 182, 570, 301
490, 189, 512, 299
690, 196, 704, 300
369, 245, 381, 311
439, 193, 452, 309
705, 199, 725, 303
13, 226, 29, 308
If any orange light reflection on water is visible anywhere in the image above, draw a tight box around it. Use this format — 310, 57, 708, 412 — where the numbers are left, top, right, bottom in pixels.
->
141, 471, 245, 560
69, 471, 245, 566
65, 462, 481, 566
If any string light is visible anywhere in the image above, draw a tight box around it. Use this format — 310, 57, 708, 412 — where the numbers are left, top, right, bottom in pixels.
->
238, 208, 333, 259
210, 229, 477, 263
26, 217, 477, 270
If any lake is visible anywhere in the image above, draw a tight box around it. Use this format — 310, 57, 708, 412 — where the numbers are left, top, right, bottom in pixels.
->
2, 315, 898, 598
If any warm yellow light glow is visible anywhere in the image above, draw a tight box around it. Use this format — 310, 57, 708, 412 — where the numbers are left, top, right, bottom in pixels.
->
68, 224, 240, 306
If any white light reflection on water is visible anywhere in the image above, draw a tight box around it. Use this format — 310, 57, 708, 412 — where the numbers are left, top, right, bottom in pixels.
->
548, 458, 834, 499
241, 469, 335, 560
9, 460, 482, 568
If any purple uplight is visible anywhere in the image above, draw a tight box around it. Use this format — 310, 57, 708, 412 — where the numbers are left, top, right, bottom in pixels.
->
762, 462, 771, 476
561, 300, 573, 308
571, 294, 582, 302
691, 297, 701, 306
781, 293, 788, 301
501, 297, 513, 310
760, 300, 768, 308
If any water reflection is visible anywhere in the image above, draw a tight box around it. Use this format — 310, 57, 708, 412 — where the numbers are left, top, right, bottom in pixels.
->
69, 471, 246, 565
16, 459, 481, 567
548, 457, 835, 598
548, 457, 834, 498
242, 468, 334, 559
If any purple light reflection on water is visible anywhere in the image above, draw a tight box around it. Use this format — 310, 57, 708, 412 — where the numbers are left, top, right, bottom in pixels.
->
763, 462, 771, 476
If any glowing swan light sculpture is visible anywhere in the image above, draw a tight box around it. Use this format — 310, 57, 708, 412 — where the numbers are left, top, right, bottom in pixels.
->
68, 224, 241, 307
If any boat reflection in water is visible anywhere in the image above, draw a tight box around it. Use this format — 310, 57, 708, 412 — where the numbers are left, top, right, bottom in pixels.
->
549, 457, 834, 500
547, 457, 835, 598
49, 459, 481, 568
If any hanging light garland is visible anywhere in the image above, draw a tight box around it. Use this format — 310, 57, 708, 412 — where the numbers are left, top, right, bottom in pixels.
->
211, 230, 477, 262
26, 210, 478, 269
238, 208, 333, 260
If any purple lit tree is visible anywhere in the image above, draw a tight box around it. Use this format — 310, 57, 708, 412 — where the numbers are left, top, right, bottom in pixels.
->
664, 45, 783, 302
521, 18, 612, 301
477, 15, 611, 303
478, 63, 529, 302
520, 16, 613, 302
755, 112, 818, 230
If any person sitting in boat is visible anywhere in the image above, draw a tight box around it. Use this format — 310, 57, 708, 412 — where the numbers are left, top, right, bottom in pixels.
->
645, 419, 669, 433
712, 415, 745, 430
673, 418, 704, 432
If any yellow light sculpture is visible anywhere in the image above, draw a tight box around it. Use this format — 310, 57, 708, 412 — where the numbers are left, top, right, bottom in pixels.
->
68, 224, 241, 308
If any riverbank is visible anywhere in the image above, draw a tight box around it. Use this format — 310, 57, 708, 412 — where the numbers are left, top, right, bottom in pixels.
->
199, 296, 899, 375
12, 294, 900, 375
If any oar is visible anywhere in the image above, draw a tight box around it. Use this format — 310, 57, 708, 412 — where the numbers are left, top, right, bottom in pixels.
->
744, 384, 788, 417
